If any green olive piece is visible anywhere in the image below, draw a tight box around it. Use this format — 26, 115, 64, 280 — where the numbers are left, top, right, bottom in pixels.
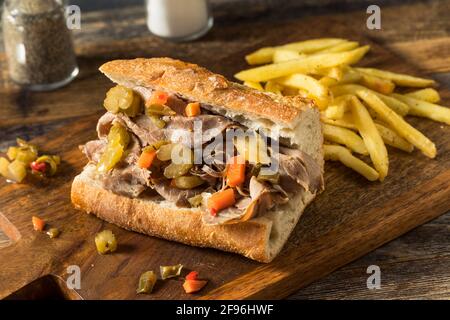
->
188, 194, 203, 208
136, 271, 157, 294
7, 160, 27, 182
97, 124, 130, 173
172, 175, 205, 189
149, 115, 166, 129
163, 163, 193, 179
35, 155, 59, 176
143, 140, 170, 153
0, 157, 11, 179
145, 103, 176, 116
160, 264, 183, 280
257, 171, 280, 184
95, 230, 117, 254
104, 85, 136, 114
47, 228, 60, 239
6, 146, 19, 161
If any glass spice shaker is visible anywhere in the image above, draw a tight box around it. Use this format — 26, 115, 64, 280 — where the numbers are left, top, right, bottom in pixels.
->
146, 0, 214, 42
2, 0, 79, 91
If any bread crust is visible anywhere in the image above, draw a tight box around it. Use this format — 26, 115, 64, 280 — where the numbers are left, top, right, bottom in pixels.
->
71, 169, 273, 262
99, 58, 314, 128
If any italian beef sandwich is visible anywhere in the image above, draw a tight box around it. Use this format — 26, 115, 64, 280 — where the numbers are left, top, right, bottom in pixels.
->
71, 57, 324, 262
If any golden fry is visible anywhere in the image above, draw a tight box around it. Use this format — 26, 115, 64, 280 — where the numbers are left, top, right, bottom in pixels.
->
404, 88, 440, 103
235, 46, 370, 82
273, 49, 303, 63
314, 41, 359, 54
323, 124, 368, 155
277, 73, 329, 109
374, 122, 414, 153
331, 84, 409, 116
355, 67, 436, 87
321, 114, 357, 130
245, 38, 347, 65
324, 144, 379, 181
243, 81, 264, 91
360, 74, 395, 94
393, 94, 450, 125
350, 96, 389, 181
356, 90, 436, 158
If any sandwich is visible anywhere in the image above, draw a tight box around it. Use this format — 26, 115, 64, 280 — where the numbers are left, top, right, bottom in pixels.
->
71, 58, 324, 262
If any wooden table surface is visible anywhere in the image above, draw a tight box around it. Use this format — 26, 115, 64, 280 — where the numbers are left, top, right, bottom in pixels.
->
0, 0, 449, 299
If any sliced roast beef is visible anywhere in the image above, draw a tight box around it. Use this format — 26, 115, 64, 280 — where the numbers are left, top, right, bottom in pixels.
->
82, 139, 107, 163
101, 163, 151, 198
153, 180, 203, 207
163, 115, 233, 147
279, 147, 324, 193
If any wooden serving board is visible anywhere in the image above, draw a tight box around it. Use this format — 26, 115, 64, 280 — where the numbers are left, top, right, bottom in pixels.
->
0, 14, 449, 300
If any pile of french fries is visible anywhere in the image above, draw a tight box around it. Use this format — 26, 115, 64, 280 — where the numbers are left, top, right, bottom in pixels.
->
235, 38, 450, 181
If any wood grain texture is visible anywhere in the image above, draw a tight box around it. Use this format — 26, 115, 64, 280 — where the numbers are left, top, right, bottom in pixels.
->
0, 0, 449, 300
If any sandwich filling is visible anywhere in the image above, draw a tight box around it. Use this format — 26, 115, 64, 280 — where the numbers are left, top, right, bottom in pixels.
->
82, 85, 323, 225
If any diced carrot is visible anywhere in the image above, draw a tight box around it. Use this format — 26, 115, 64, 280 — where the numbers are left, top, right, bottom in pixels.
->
226, 155, 246, 187
148, 91, 168, 105
185, 271, 199, 280
207, 188, 236, 214
185, 102, 201, 117
137, 150, 156, 169
183, 279, 208, 294
32, 216, 45, 231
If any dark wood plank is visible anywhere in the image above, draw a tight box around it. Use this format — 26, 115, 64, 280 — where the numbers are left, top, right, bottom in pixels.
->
0, 0, 449, 300
290, 213, 450, 300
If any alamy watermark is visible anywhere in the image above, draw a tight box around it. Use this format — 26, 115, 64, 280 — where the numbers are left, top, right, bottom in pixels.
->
66, 5, 81, 30
366, 5, 381, 30
66, 265, 81, 290
366, 265, 381, 290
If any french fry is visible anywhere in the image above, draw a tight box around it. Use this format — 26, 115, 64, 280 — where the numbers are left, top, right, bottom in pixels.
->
243, 81, 264, 91
323, 124, 368, 155
245, 38, 347, 65
264, 80, 283, 94
321, 115, 358, 131
355, 67, 436, 87
324, 95, 351, 119
332, 67, 362, 85
356, 90, 436, 158
277, 73, 329, 109
350, 96, 389, 181
404, 88, 440, 103
319, 76, 338, 87
235, 46, 370, 82
314, 41, 359, 54
273, 49, 303, 63
359, 74, 395, 94
393, 94, 450, 125
315, 66, 344, 80
374, 123, 414, 153
323, 144, 379, 181
331, 84, 409, 116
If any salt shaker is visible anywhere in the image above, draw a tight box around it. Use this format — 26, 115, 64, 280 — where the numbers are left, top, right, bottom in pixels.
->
146, 0, 213, 41
2, 0, 79, 91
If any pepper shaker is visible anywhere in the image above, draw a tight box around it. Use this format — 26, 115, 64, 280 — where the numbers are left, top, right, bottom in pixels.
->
146, 0, 213, 42
2, 0, 79, 91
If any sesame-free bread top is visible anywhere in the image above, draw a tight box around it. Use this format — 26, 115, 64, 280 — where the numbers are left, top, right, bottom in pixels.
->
99, 58, 315, 130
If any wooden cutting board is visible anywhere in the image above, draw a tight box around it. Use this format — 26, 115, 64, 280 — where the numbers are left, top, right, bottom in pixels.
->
0, 15, 449, 300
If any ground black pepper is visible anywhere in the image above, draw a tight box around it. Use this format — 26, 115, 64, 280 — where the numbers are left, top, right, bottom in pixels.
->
2, 0, 78, 90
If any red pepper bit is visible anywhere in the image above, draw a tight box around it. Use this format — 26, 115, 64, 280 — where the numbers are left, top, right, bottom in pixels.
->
30, 161, 46, 173
210, 208, 217, 217
186, 271, 198, 281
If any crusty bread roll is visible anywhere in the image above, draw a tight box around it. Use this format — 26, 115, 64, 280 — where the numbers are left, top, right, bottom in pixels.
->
71, 58, 324, 262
